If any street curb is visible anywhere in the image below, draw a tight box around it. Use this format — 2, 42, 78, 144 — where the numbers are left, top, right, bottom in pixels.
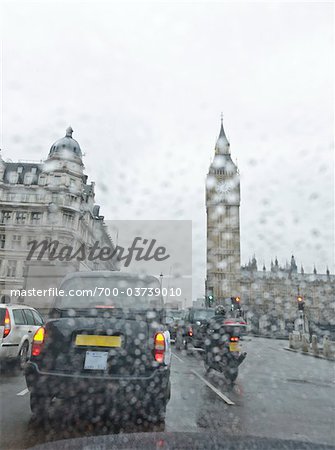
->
283, 347, 335, 362
251, 334, 288, 341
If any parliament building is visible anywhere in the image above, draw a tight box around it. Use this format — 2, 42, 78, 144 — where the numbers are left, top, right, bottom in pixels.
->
206, 121, 335, 333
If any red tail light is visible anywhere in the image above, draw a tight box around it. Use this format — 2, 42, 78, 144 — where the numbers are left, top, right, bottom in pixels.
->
230, 336, 239, 342
31, 327, 45, 356
154, 332, 165, 363
188, 327, 193, 337
3, 308, 11, 338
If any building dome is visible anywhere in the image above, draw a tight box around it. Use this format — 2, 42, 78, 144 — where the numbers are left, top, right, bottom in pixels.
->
48, 127, 82, 159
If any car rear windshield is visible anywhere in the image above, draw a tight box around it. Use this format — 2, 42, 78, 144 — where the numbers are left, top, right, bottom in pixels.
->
170, 310, 183, 319
194, 310, 215, 320
55, 276, 164, 310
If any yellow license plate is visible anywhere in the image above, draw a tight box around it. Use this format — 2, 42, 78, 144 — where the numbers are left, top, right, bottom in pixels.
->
229, 342, 240, 352
75, 335, 121, 348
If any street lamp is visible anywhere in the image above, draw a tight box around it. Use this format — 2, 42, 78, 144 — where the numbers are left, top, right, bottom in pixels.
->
159, 272, 163, 291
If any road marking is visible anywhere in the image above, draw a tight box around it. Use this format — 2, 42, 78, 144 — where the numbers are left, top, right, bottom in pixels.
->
191, 370, 235, 405
17, 388, 29, 396
189, 347, 205, 353
172, 352, 184, 363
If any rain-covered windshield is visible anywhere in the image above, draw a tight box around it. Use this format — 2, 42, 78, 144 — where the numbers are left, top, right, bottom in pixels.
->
1, 2, 334, 450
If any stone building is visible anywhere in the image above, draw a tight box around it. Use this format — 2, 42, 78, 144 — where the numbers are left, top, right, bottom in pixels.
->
206, 120, 335, 333
240, 256, 335, 334
0, 127, 118, 312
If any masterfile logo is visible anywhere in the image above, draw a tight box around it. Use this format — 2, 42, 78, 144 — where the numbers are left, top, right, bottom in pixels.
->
16, 220, 192, 310
26, 237, 170, 267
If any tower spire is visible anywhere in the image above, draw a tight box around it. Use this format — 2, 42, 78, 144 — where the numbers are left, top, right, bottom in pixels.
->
215, 114, 230, 155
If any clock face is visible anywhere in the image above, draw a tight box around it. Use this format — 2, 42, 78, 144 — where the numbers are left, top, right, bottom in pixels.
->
216, 181, 232, 194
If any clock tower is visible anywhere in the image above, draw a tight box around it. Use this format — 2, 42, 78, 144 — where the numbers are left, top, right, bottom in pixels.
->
206, 118, 241, 303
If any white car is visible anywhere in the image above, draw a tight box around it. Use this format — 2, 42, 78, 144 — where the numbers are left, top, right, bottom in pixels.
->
0, 304, 44, 368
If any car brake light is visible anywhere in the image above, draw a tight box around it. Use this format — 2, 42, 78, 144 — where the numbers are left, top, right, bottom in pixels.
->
230, 336, 239, 342
188, 327, 193, 337
3, 309, 11, 338
154, 332, 165, 363
31, 327, 45, 356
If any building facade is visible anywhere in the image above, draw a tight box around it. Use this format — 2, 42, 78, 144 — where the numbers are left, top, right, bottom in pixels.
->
241, 257, 335, 333
0, 127, 118, 312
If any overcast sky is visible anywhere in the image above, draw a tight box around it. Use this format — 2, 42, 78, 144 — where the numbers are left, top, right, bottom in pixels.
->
1, 1, 334, 298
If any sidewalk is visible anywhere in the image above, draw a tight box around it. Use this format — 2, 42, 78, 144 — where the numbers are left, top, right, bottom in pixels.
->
283, 346, 335, 361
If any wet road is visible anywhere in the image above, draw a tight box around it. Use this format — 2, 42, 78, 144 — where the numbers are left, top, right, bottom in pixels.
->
1, 337, 334, 449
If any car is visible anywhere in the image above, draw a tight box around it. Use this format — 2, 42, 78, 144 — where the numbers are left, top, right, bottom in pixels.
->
25, 271, 172, 425
175, 308, 215, 350
0, 304, 44, 369
166, 309, 185, 341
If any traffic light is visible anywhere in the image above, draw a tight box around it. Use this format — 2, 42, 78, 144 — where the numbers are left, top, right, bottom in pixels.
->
297, 295, 305, 311
208, 294, 214, 307
206, 288, 214, 307
231, 296, 241, 310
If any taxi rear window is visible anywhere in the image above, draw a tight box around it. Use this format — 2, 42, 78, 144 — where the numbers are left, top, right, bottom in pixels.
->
56, 276, 163, 310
